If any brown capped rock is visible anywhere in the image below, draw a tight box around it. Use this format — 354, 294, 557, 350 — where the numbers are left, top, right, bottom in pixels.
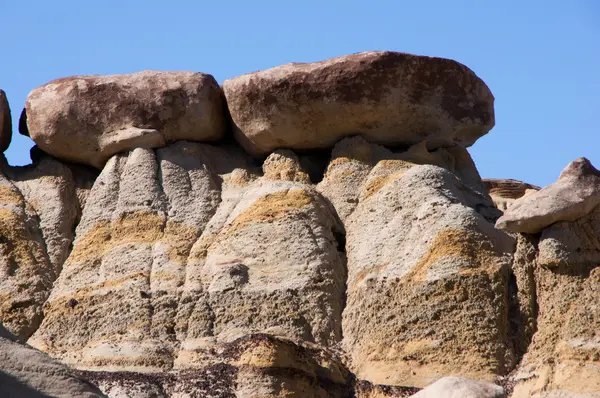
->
21, 71, 227, 168
223, 51, 495, 156
496, 158, 600, 233
0, 89, 11, 152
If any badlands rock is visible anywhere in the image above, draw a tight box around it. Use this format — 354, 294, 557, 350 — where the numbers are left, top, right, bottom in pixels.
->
0, 154, 93, 339
511, 207, 600, 397
223, 51, 495, 156
21, 71, 227, 168
496, 158, 600, 233
0, 324, 105, 397
410, 376, 506, 398
483, 178, 540, 211
0, 89, 11, 152
88, 334, 353, 398
29, 142, 347, 374
341, 163, 515, 387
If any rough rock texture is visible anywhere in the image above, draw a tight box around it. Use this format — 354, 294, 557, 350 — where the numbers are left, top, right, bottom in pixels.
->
21, 71, 227, 168
2, 53, 599, 396
86, 334, 354, 398
341, 160, 515, 387
0, 324, 105, 397
483, 178, 540, 212
0, 154, 95, 339
410, 376, 506, 398
0, 89, 11, 152
223, 51, 495, 156
497, 158, 600, 233
29, 141, 347, 378
510, 207, 600, 397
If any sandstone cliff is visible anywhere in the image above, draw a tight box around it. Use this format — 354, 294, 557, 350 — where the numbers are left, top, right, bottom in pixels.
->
0, 51, 598, 398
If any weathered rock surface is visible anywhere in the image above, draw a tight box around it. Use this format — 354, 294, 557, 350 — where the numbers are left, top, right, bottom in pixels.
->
496, 158, 600, 233
410, 376, 506, 398
341, 160, 515, 387
483, 178, 540, 211
0, 154, 94, 339
510, 207, 600, 397
87, 334, 354, 398
0, 324, 105, 397
223, 51, 495, 156
0, 89, 11, 152
21, 71, 227, 168
2, 53, 599, 396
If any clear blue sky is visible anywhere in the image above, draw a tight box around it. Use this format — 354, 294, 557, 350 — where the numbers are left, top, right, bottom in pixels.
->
1, 1, 598, 187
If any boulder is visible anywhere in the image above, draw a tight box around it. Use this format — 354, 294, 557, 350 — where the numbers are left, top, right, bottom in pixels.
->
483, 178, 540, 211
21, 71, 227, 168
0, 89, 11, 152
223, 51, 495, 156
410, 376, 505, 398
0, 324, 104, 397
496, 158, 600, 233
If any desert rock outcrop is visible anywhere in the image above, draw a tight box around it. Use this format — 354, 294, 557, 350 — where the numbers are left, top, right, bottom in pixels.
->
0, 154, 94, 340
223, 51, 495, 156
0, 52, 598, 397
20, 71, 227, 168
496, 158, 600, 233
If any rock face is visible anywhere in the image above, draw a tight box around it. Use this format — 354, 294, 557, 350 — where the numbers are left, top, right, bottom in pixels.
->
332, 139, 514, 387
411, 376, 506, 398
21, 71, 227, 168
1, 53, 599, 397
223, 51, 495, 156
0, 154, 95, 340
496, 158, 600, 233
483, 178, 540, 211
0, 324, 105, 397
0, 89, 11, 152
510, 207, 600, 397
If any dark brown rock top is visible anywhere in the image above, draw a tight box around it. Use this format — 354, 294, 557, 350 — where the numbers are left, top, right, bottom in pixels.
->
223, 51, 495, 156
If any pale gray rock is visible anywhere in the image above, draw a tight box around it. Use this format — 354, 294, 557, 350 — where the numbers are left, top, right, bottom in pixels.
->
28, 142, 244, 370
176, 150, 346, 366
0, 89, 11, 152
21, 71, 227, 168
496, 158, 600, 233
410, 376, 505, 398
0, 324, 105, 397
511, 207, 600, 397
223, 51, 495, 156
0, 154, 91, 339
341, 164, 515, 387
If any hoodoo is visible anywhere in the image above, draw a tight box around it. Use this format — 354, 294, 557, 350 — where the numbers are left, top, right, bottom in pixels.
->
0, 51, 598, 397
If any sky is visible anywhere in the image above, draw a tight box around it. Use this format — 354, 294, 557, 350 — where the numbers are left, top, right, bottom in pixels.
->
1, 1, 598, 187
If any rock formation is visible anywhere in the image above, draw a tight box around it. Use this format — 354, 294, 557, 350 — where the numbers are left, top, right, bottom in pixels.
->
223, 51, 495, 156
483, 179, 540, 211
20, 71, 227, 168
496, 158, 600, 233
0, 51, 598, 397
